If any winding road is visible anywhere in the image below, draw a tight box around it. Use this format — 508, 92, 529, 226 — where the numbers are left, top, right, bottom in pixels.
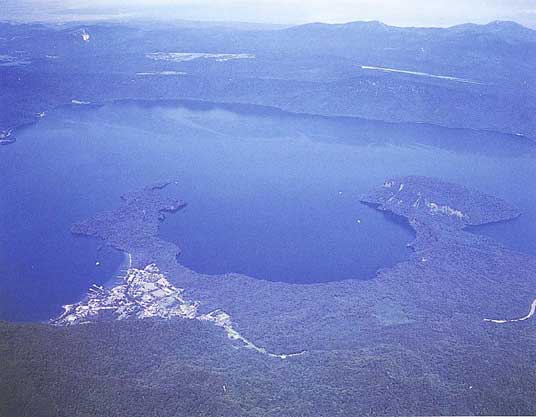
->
484, 298, 536, 324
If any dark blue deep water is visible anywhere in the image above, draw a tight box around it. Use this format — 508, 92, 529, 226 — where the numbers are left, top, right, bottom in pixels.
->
2, 100, 536, 321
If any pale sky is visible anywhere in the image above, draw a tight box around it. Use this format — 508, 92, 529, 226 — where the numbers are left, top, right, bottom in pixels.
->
3, 0, 536, 28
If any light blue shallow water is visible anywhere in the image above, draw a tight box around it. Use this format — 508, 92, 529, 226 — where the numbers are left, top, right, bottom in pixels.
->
1, 100, 536, 321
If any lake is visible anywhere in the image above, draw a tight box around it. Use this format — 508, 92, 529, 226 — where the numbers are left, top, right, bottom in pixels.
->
1, 99, 536, 322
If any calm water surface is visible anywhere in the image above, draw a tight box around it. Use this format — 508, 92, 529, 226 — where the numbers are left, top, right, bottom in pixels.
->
1, 100, 536, 321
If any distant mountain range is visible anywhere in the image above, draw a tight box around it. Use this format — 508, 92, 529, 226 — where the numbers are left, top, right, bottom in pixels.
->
1, 19, 536, 140
3, 19, 536, 417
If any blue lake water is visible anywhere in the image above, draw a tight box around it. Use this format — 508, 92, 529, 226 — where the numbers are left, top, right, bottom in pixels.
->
1, 100, 536, 322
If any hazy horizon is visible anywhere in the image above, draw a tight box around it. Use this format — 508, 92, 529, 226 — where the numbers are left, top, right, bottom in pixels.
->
2, 0, 536, 29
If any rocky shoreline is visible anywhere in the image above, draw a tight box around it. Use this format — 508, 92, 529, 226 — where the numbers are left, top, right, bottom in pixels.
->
60, 177, 536, 353
4, 175, 535, 415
